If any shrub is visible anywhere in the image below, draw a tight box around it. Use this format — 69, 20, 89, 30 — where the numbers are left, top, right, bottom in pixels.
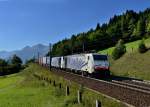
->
138, 39, 147, 53
112, 39, 126, 60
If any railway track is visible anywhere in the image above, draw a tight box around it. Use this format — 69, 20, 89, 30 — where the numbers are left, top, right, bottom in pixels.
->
111, 80, 150, 93
44, 67, 150, 107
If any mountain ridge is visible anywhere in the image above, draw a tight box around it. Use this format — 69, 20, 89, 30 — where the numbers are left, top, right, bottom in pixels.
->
0, 44, 49, 63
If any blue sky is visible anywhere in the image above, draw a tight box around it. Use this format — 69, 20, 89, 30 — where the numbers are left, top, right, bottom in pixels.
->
0, 0, 150, 51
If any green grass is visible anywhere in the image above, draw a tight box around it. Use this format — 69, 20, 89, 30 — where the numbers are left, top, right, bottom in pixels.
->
0, 64, 125, 107
0, 74, 23, 89
99, 38, 150, 55
110, 50, 150, 80
98, 38, 150, 80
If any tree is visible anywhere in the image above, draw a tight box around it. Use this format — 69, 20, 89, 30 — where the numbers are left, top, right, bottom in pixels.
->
121, 15, 129, 39
9, 55, 23, 73
0, 59, 7, 67
146, 15, 150, 36
11, 55, 22, 65
70, 35, 76, 53
138, 39, 147, 53
26, 58, 35, 64
106, 23, 122, 45
112, 39, 126, 60
96, 23, 101, 31
132, 18, 146, 39
146, 21, 150, 36
0, 59, 8, 74
47, 8, 150, 56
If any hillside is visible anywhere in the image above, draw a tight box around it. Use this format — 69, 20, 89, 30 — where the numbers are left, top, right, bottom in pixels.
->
98, 38, 150, 80
99, 38, 150, 54
49, 8, 150, 56
0, 64, 125, 107
110, 50, 150, 80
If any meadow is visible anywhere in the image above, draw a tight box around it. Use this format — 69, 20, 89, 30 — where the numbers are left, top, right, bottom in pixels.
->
99, 38, 150, 80
0, 64, 125, 107
99, 38, 150, 55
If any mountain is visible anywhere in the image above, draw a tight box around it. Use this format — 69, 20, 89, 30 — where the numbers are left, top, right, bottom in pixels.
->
0, 44, 49, 63
0, 51, 13, 59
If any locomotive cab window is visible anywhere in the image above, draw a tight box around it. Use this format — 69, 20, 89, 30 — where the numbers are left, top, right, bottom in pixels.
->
93, 55, 109, 67
93, 55, 108, 61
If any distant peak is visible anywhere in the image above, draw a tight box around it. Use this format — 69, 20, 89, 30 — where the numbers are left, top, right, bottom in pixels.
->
36, 44, 45, 46
23, 46, 31, 50
32, 44, 48, 48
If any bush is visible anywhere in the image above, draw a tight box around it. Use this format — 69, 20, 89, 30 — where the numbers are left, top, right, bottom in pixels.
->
26, 58, 36, 65
138, 39, 147, 53
112, 39, 126, 60
0, 55, 23, 76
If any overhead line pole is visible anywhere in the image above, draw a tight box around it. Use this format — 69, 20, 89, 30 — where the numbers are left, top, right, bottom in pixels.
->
49, 43, 52, 71
83, 42, 85, 53
37, 52, 40, 64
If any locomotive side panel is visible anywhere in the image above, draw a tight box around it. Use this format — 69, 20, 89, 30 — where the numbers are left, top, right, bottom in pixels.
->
46, 57, 50, 66
51, 57, 61, 68
42, 57, 47, 65
65, 54, 91, 73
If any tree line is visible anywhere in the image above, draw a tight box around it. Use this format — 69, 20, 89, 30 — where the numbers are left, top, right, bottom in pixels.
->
0, 55, 23, 76
49, 8, 150, 56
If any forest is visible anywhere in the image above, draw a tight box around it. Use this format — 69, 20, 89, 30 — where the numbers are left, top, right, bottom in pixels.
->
50, 8, 150, 56
0, 55, 23, 76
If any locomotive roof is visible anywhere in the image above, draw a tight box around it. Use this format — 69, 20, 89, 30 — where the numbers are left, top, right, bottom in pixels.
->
49, 53, 108, 58
64, 53, 107, 57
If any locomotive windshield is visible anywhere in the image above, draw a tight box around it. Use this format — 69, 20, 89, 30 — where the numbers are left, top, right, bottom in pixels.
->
93, 55, 108, 60
93, 55, 109, 67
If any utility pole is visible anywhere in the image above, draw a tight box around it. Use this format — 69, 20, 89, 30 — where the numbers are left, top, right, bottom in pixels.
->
37, 52, 40, 64
82, 42, 85, 53
49, 43, 52, 71
71, 46, 73, 55
33, 54, 36, 63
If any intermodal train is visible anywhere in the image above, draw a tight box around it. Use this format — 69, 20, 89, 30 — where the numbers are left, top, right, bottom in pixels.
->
38, 53, 110, 77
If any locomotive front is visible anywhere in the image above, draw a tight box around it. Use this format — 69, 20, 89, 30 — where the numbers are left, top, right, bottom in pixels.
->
92, 54, 110, 76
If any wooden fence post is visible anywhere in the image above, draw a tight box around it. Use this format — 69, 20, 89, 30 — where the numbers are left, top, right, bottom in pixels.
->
49, 79, 51, 84
96, 100, 101, 107
78, 90, 82, 104
53, 80, 56, 86
59, 83, 62, 89
66, 86, 69, 96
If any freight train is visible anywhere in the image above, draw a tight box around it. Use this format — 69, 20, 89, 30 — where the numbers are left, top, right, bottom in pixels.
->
38, 53, 110, 77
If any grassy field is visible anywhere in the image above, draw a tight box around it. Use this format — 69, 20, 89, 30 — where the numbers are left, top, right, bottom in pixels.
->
98, 38, 150, 80
110, 50, 150, 80
99, 38, 150, 55
0, 64, 126, 107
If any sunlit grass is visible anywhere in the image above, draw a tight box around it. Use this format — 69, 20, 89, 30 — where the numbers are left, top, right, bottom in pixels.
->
99, 38, 150, 55
98, 38, 150, 80
110, 50, 150, 80
0, 64, 124, 107
0, 74, 23, 89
